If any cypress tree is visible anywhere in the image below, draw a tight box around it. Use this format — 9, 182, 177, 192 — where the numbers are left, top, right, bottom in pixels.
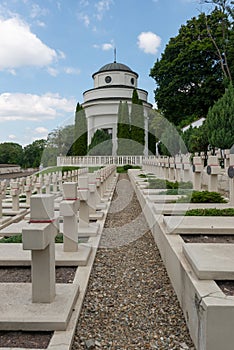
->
117, 101, 131, 155
73, 102, 88, 156
205, 83, 234, 149
130, 89, 145, 155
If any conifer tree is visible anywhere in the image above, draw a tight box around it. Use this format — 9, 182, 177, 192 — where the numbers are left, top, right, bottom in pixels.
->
117, 101, 131, 155
205, 83, 234, 149
73, 102, 87, 156
130, 89, 145, 155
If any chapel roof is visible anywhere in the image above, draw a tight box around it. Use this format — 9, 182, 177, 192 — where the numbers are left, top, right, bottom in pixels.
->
92, 61, 138, 78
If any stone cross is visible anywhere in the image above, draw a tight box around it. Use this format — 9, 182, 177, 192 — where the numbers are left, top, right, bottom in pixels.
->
22, 194, 57, 303
78, 175, 90, 229
192, 156, 203, 191
10, 181, 20, 211
207, 155, 221, 192
88, 173, 97, 216
228, 153, 234, 206
24, 177, 33, 206
60, 182, 79, 252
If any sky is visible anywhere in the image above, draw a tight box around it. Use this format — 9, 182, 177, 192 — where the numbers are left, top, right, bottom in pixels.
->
0, 0, 211, 146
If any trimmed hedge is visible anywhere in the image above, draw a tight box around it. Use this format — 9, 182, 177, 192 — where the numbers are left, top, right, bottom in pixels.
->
185, 208, 234, 216
177, 191, 227, 203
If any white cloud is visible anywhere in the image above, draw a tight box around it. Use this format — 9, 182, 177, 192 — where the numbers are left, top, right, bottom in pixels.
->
8, 134, 16, 139
30, 3, 48, 19
79, 0, 89, 6
102, 42, 114, 51
78, 13, 90, 27
36, 20, 46, 28
34, 127, 48, 134
0, 92, 76, 122
95, 0, 113, 21
47, 67, 59, 77
93, 41, 114, 51
0, 17, 57, 70
137, 31, 161, 54
64, 67, 81, 75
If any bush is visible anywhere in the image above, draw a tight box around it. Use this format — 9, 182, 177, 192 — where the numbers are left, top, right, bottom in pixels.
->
177, 191, 227, 203
185, 208, 234, 216
158, 189, 193, 195
117, 165, 141, 173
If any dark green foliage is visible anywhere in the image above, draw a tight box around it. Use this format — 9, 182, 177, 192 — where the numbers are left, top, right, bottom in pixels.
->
204, 83, 234, 149
185, 208, 234, 216
117, 101, 131, 155
147, 178, 193, 189
116, 165, 141, 173
150, 9, 233, 126
73, 102, 88, 156
178, 190, 227, 203
0, 142, 23, 166
88, 129, 112, 155
130, 89, 145, 155
38, 165, 79, 175
182, 126, 209, 153
158, 189, 193, 195
23, 139, 46, 168
0, 235, 22, 243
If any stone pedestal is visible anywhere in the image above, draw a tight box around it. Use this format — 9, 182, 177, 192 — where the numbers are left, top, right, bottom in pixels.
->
10, 182, 20, 211
192, 156, 203, 191
207, 155, 221, 192
60, 182, 79, 252
22, 194, 57, 303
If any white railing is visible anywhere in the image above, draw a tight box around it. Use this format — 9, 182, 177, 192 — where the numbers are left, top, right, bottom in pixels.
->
57, 155, 156, 167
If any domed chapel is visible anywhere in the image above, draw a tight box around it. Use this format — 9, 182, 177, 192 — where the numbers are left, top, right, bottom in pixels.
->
82, 60, 152, 155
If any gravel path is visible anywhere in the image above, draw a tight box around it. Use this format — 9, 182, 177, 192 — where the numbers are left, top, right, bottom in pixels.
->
72, 174, 195, 350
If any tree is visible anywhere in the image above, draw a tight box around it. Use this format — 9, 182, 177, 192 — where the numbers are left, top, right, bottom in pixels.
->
150, 9, 234, 126
0, 142, 23, 165
88, 129, 112, 155
130, 89, 145, 155
73, 102, 87, 156
204, 82, 234, 148
41, 125, 74, 166
182, 126, 209, 153
117, 101, 131, 155
22, 139, 46, 168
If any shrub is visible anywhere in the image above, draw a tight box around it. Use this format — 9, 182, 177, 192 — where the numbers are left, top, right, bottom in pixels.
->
185, 208, 234, 216
177, 191, 227, 203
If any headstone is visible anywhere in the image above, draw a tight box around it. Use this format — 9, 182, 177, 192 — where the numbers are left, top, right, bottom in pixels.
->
22, 194, 57, 303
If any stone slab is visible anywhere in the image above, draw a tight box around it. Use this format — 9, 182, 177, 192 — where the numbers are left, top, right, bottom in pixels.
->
78, 223, 100, 237
164, 216, 234, 234
0, 243, 92, 266
0, 283, 79, 331
2, 208, 28, 216
0, 220, 29, 236
89, 211, 104, 220
183, 243, 234, 280
147, 194, 182, 203
153, 203, 231, 215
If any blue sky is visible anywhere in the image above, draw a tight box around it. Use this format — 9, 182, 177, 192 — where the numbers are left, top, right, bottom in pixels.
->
0, 0, 211, 146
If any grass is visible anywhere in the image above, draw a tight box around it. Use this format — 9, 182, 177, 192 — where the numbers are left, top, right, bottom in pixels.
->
0, 234, 85, 244
146, 178, 193, 190
185, 208, 234, 216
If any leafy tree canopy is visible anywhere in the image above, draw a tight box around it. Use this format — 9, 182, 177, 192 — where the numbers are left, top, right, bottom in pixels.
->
88, 129, 112, 156
150, 8, 234, 126
0, 142, 23, 165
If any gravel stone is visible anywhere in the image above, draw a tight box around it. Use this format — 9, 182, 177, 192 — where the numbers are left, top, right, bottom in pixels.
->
72, 174, 195, 350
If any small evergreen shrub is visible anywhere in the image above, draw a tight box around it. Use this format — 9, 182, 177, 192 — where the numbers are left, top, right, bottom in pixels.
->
185, 208, 234, 216
177, 191, 227, 203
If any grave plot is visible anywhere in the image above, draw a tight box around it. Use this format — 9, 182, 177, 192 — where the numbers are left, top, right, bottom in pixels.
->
128, 168, 234, 350
0, 165, 117, 350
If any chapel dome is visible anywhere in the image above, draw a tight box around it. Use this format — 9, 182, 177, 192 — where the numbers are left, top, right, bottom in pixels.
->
92, 61, 138, 78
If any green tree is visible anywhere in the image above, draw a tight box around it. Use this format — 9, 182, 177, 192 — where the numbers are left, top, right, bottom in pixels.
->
130, 89, 145, 155
182, 126, 209, 153
204, 82, 234, 148
0, 142, 23, 165
41, 125, 74, 166
88, 129, 112, 155
73, 102, 87, 156
150, 9, 233, 126
22, 139, 46, 168
117, 101, 131, 155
